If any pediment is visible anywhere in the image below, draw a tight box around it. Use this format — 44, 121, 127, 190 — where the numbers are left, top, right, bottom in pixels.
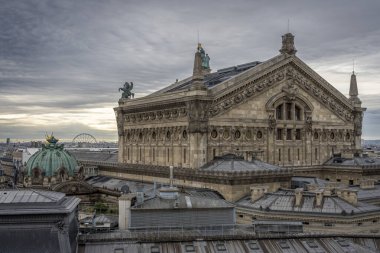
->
208, 55, 354, 123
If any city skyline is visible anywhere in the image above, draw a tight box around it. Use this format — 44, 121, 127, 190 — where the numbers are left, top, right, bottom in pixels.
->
1, 0, 380, 141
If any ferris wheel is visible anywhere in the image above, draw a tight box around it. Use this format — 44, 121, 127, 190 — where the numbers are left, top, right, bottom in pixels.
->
72, 133, 97, 147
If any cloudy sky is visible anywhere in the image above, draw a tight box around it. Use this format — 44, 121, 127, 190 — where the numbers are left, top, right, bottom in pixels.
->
1, 0, 380, 142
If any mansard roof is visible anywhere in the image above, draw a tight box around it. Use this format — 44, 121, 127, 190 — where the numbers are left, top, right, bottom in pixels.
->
237, 189, 380, 216
154, 61, 262, 94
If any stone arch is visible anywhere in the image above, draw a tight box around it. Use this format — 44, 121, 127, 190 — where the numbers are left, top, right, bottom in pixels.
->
265, 92, 314, 113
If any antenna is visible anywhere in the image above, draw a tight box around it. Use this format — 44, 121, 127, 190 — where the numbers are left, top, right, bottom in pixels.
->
353, 59, 355, 74
197, 29, 199, 44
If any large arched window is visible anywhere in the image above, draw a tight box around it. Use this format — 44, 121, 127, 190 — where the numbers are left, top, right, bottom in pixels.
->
268, 95, 312, 142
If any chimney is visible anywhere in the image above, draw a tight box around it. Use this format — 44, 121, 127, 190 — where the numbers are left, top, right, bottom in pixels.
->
118, 193, 135, 230
338, 189, 358, 206
279, 33, 297, 55
250, 186, 268, 202
315, 189, 324, 208
294, 188, 303, 207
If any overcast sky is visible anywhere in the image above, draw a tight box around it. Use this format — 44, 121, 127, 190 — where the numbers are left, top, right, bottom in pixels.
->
1, 0, 380, 142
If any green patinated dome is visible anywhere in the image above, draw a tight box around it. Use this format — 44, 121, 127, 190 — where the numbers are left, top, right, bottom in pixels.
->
26, 135, 78, 177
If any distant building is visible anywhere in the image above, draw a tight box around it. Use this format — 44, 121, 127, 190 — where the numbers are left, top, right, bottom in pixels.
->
115, 33, 365, 169
0, 190, 80, 253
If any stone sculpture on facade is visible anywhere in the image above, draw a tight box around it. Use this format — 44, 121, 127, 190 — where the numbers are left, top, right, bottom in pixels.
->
119, 81, 134, 99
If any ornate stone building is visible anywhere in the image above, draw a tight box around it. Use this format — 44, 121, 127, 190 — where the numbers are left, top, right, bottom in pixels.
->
115, 33, 365, 169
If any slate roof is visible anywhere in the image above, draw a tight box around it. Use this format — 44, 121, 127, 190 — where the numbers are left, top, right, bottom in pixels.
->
133, 192, 234, 210
79, 235, 380, 253
0, 190, 80, 215
158, 61, 261, 93
237, 190, 380, 215
201, 154, 290, 173
324, 156, 380, 166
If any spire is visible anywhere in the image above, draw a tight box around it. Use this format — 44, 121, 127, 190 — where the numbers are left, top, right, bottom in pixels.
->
280, 33, 297, 55
349, 71, 361, 105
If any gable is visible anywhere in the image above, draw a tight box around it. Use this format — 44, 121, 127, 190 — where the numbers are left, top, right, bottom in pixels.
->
208, 55, 354, 124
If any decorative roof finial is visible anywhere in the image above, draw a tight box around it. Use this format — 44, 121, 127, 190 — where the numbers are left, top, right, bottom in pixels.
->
349, 68, 361, 105
280, 33, 297, 55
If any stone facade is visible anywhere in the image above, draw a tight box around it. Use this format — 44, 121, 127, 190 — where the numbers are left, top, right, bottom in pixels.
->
114, 33, 365, 169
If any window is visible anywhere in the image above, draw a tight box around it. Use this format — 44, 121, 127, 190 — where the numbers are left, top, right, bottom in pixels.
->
248, 241, 260, 250
276, 104, 283, 120
324, 223, 334, 227
295, 129, 301, 140
279, 149, 282, 162
315, 148, 318, 161
185, 244, 195, 252
182, 130, 188, 139
288, 148, 291, 162
152, 148, 155, 162
183, 148, 186, 163
127, 148, 130, 160
286, 129, 292, 140
152, 131, 156, 140
211, 129, 218, 139
313, 132, 319, 140
337, 179, 341, 182
349, 180, 354, 185
213, 148, 216, 158
295, 105, 301, 120
167, 148, 170, 162
297, 148, 300, 161
346, 132, 350, 141
151, 246, 160, 253
277, 129, 283, 140
216, 243, 226, 251
139, 147, 142, 161
286, 103, 292, 120
166, 131, 171, 140
256, 131, 263, 139
234, 130, 241, 139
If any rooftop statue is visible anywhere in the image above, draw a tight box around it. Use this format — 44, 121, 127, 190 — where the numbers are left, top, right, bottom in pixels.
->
197, 43, 210, 69
46, 134, 59, 144
119, 81, 135, 99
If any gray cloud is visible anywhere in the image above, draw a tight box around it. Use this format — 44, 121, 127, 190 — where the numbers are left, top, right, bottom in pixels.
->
1, 0, 380, 140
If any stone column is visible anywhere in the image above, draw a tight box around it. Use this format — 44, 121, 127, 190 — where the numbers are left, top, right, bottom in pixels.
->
187, 99, 209, 169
